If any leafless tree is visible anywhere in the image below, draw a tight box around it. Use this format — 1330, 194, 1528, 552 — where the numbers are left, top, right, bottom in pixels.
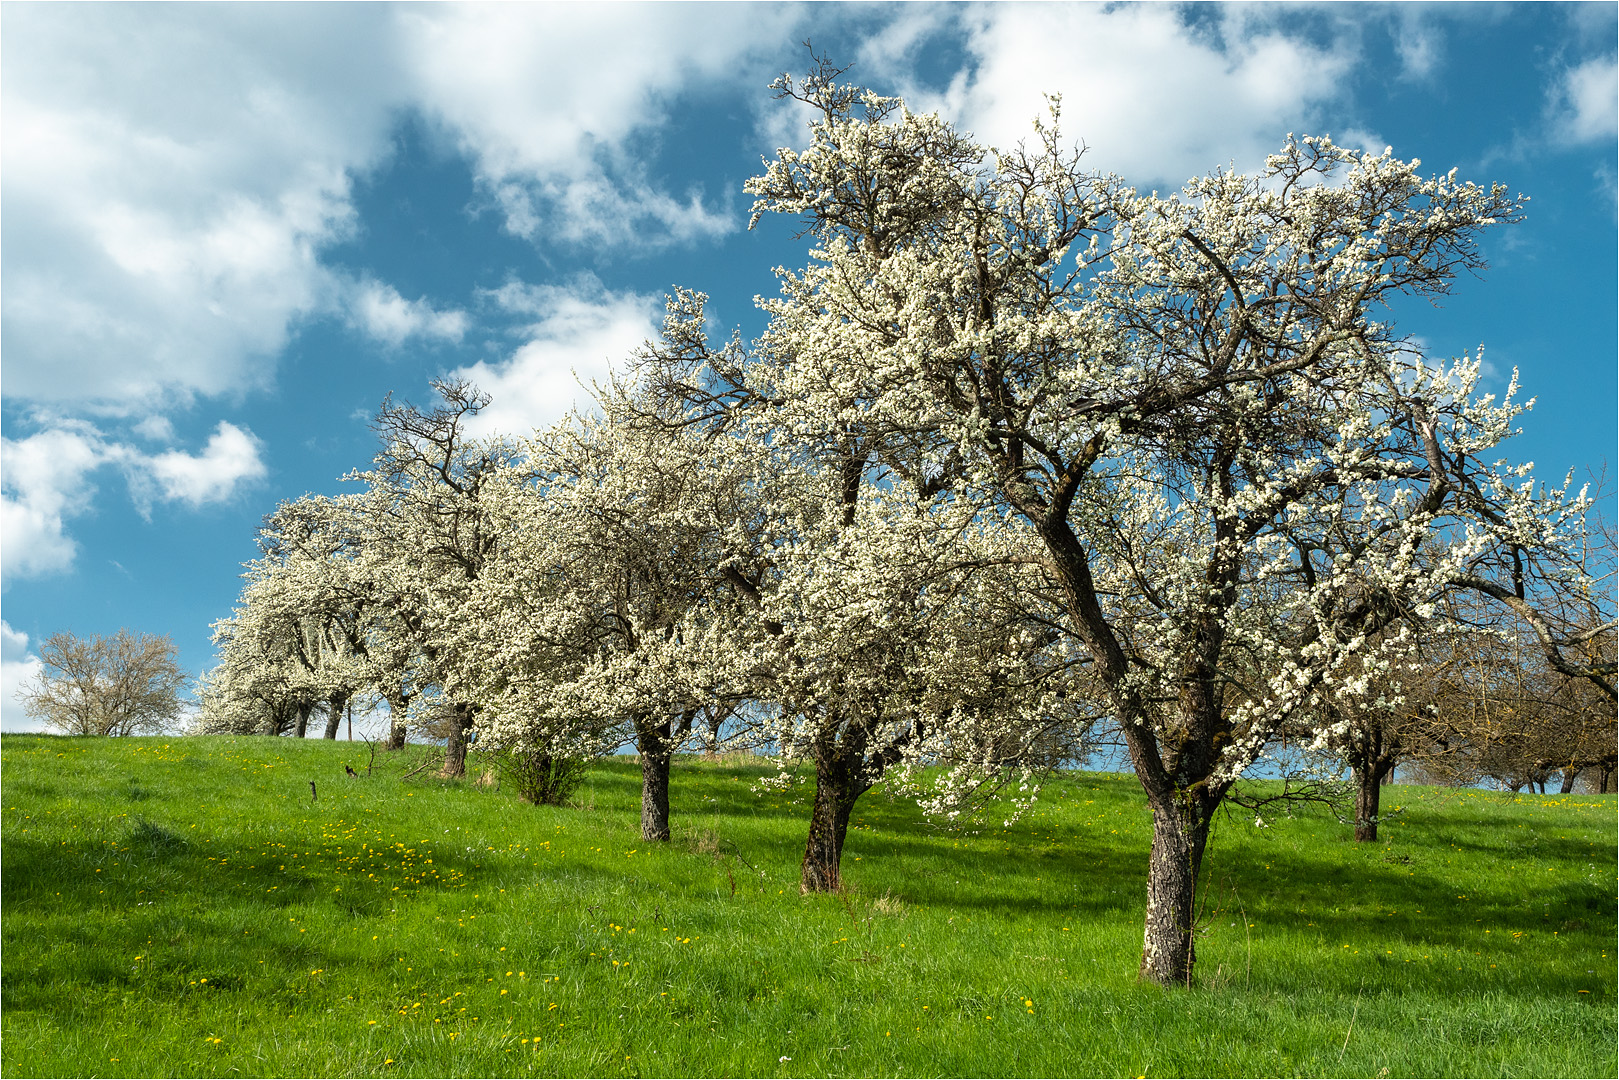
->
20, 629, 187, 736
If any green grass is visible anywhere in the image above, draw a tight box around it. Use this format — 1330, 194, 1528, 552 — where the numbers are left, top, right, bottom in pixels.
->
2, 734, 1613, 1078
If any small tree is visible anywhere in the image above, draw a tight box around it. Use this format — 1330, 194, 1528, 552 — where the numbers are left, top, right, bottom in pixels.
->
21, 629, 187, 736
201, 500, 376, 742
1307, 638, 1433, 842
492, 746, 593, 806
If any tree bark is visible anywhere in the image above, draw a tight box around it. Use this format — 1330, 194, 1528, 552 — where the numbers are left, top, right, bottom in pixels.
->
1140, 792, 1214, 987
1353, 758, 1394, 842
442, 703, 474, 778
1346, 718, 1398, 842
796, 761, 861, 893
322, 692, 348, 740
1560, 767, 1579, 794
294, 702, 312, 739
385, 691, 410, 751
800, 744, 867, 893
637, 715, 674, 842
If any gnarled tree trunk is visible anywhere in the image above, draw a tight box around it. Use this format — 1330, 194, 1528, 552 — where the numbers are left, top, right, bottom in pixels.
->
800, 719, 885, 893
1140, 791, 1216, 987
323, 691, 349, 740
1353, 757, 1396, 842
801, 753, 863, 893
637, 714, 674, 842
385, 690, 410, 751
442, 703, 474, 778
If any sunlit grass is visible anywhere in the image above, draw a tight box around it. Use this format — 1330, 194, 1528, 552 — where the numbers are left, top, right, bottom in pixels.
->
2, 733, 1613, 1077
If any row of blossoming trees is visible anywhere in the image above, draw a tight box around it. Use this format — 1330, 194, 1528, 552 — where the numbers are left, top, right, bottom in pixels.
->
200, 68, 1614, 986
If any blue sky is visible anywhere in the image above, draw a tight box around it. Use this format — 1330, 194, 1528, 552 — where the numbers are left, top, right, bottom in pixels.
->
3, 3, 1615, 731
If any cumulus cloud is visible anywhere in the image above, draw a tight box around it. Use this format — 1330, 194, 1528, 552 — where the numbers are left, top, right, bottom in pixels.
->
1, 421, 267, 582
2, 5, 802, 419
1, 620, 47, 733
864, 4, 1358, 186
0, 4, 402, 411
345, 278, 469, 348
450, 278, 661, 439
0, 425, 105, 581
396, 4, 797, 247
0, 5, 814, 582
1549, 55, 1619, 145
133, 415, 178, 443
143, 422, 268, 508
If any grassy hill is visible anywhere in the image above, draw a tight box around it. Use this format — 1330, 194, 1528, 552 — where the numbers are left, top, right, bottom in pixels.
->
2, 733, 1613, 1077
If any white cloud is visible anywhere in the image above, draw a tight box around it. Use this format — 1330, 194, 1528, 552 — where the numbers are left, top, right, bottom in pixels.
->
0, 4, 403, 411
1, 420, 266, 582
1, 425, 106, 582
1335, 127, 1394, 159
857, 6, 956, 74
873, 4, 1358, 186
451, 279, 660, 438
133, 415, 178, 443
1, 6, 816, 581
144, 422, 268, 508
1566, 3, 1619, 44
1392, 16, 1441, 81
345, 278, 469, 348
2, 4, 811, 421
396, 4, 798, 246
1, 620, 48, 733
1550, 56, 1618, 145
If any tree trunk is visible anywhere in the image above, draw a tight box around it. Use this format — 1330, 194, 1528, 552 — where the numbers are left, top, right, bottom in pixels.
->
638, 716, 674, 842
1140, 793, 1214, 987
385, 691, 409, 751
1560, 767, 1579, 794
800, 750, 863, 893
322, 692, 348, 740
1354, 759, 1393, 842
294, 702, 312, 739
442, 704, 473, 778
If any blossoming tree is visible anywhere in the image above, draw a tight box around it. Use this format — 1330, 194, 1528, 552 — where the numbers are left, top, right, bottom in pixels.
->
635, 293, 1100, 892
725, 64, 1607, 983
447, 387, 770, 834
349, 379, 517, 776
200, 499, 376, 739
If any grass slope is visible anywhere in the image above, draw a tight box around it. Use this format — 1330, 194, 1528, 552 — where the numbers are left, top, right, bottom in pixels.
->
2, 734, 1613, 1078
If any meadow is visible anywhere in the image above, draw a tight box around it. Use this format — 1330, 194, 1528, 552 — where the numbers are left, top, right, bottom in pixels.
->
1, 733, 1613, 1078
